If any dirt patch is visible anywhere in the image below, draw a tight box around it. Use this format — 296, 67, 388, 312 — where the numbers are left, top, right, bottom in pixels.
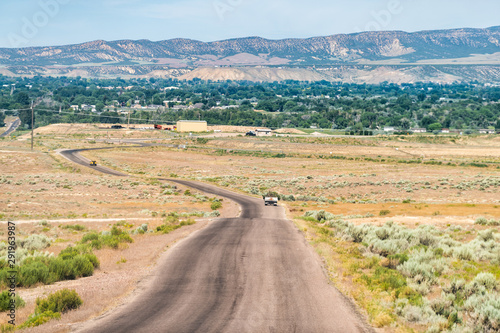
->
208, 125, 272, 133
274, 128, 306, 134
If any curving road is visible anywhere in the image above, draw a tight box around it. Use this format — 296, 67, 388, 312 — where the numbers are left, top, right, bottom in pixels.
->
0, 117, 21, 137
61, 148, 372, 333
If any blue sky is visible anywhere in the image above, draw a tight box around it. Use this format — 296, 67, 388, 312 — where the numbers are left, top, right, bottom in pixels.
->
1, 0, 499, 48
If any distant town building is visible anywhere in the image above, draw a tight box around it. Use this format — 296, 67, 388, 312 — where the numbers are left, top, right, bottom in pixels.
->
384, 126, 396, 132
441, 128, 450, 133
479, 129, 496, 134
411, 128, 427, 133
190, 103, 204, 109
255, 129, 273, 136
176, 120, 208, 132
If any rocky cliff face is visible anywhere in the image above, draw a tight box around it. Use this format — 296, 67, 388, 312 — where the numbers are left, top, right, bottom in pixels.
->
1, 26, 500, 66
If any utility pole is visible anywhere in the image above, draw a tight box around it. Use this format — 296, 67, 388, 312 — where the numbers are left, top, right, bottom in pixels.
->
128, 112, 130, 129
31, 101, 34, 151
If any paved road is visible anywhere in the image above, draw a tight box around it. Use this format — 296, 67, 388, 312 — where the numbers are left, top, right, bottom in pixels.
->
63, 148, 372, 333
0, 117, 21, 137
58, 148, 129, 177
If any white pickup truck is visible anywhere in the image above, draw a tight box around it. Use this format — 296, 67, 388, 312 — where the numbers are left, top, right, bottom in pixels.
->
264, 197, 278, 206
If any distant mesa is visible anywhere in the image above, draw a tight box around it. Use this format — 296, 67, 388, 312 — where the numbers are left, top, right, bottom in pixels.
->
0, 26, 500, 83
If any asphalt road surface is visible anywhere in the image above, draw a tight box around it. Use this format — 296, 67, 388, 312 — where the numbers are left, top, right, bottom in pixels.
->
63, 148, 372, 333
58, 148, 129, 177
0, 117, 21, 137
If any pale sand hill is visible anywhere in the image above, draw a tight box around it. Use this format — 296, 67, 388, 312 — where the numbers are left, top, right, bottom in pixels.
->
178, 66, 462, 84
178, 67, 327, 82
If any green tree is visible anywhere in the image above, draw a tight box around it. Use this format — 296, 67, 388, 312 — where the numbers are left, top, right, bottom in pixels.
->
15, 92, 30, 106
96, 102, 105, 112
19, 109, 34, 129
399, 117, 411, 130
428, 122, 443, 131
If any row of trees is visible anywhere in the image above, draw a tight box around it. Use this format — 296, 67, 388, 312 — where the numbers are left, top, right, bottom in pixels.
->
1, 75, 499, 130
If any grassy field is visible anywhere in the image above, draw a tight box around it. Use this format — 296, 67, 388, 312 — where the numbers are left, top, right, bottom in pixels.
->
1, 124, 499, 332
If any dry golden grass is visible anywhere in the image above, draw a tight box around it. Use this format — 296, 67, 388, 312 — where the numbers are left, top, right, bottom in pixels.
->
1, 124, 499, 332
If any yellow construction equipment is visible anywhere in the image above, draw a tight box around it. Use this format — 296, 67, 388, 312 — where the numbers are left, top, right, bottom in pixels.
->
90, 161, 97, 166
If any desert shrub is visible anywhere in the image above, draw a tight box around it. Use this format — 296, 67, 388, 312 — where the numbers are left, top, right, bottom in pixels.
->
379, 210, 390, 216
61, 224, 86, 231
453, 246, 475, 261
0, 291, 25, 312
81, 232, 99, 243
475, 217, 500, 226
363, 266, 407, 292
80, 225, 133, 249
36, 289, 82, 313
18, 234, 51, 251
18, 260, 51, 287
464, 293, 500, 332
156, 219, 196, 234
20, 289, 82, 328
397, 249, 446, 291
415, 227, 439, 247
304, 210, 336, 222
133, 224, 148, 234
489, 219, 500, 226
402, 304, 438, 324
281, 194, 296, 201
475, 217, 488, 225
48, 258, 76, 280
430, 297, 454, 318
20, 311, 61, 328
210, 200, 222, 210
443, 279, 466, 295
477, 229, 495, 242
376, 228, 390, 240
469, 273, 498, 291
1, 244, 98, 288
204, 211, 220, 217
369, 239, 410, 257
70, 256, 94, 277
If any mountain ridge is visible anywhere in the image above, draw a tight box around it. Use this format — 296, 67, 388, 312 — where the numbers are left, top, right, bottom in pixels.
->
1, 26, 500, 83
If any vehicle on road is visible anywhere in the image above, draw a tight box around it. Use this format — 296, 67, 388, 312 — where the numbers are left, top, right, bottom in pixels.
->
90, 161, 97, 166
264, 196, 278, 206
246, 131, 256, 136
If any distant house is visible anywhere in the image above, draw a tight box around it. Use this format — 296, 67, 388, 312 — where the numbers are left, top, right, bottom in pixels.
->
255, 129, 273, 136
479, 129, 496, 134
411, 128, 427, 133
81, 104, 96, 112
384, 126, 396, 132
70, 105, 79, 111
189, 103, 204, 109
176, 120, 207, 133
441, 128, 450, 133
